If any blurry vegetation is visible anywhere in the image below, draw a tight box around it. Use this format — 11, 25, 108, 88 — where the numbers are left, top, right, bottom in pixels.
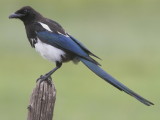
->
0, 0, 159, 120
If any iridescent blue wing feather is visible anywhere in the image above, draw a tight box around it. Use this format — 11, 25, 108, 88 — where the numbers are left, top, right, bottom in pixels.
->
36, 31, 99, 65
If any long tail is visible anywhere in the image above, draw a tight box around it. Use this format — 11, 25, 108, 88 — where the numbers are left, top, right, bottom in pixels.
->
79, 58, 154, 106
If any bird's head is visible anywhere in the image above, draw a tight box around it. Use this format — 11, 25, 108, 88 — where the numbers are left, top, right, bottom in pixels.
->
9, 6, 42, 24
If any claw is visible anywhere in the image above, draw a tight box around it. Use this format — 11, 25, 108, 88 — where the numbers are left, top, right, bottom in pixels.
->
36, 63, 61, 84
36, 75, 52, 85
36, 75, 44, 82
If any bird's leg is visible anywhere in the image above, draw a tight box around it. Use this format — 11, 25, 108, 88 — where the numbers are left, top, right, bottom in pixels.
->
37, 62, 62, 83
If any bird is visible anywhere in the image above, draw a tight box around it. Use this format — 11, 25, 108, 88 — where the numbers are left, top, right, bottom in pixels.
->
9, 6, 153, 106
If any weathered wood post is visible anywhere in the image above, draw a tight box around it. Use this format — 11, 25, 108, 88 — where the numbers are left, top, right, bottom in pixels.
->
27, 77, 56, 120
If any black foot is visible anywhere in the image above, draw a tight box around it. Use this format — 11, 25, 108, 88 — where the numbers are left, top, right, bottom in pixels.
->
36, 75, 52, 85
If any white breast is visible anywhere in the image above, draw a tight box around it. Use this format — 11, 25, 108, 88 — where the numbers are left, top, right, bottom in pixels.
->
34, 38, 65, 62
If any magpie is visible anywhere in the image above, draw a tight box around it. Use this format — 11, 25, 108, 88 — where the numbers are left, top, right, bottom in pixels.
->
9, 6, 154, 106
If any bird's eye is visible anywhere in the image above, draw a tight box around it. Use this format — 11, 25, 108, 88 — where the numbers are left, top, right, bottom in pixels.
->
23, 9, 28, 14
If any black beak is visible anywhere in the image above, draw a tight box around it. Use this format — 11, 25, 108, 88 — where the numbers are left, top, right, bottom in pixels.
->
9, 13, 24, 19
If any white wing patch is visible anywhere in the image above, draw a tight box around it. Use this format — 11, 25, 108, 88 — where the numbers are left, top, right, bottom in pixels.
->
35, 38, 65, 62
57, 31, 69, 37
39, 22, 52, 32
38, 22, 69, 37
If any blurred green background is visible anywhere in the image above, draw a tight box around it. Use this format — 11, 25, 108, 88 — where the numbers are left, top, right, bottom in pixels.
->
0, 0, 159, 120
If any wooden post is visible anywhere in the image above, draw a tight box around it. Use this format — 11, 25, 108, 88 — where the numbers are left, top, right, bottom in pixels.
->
27, 77, 56, 120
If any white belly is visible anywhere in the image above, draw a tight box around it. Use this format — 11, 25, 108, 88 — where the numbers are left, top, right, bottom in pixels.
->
34, 39, 65, 62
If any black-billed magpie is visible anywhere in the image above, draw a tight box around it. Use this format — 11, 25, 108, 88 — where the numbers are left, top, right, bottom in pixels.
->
9, 6, 154, 106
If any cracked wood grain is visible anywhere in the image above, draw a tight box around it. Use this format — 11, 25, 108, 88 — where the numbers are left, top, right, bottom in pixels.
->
27, 78, 56, 120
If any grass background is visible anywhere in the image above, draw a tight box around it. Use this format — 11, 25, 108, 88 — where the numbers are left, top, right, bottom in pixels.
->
0, 0, 159, 120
